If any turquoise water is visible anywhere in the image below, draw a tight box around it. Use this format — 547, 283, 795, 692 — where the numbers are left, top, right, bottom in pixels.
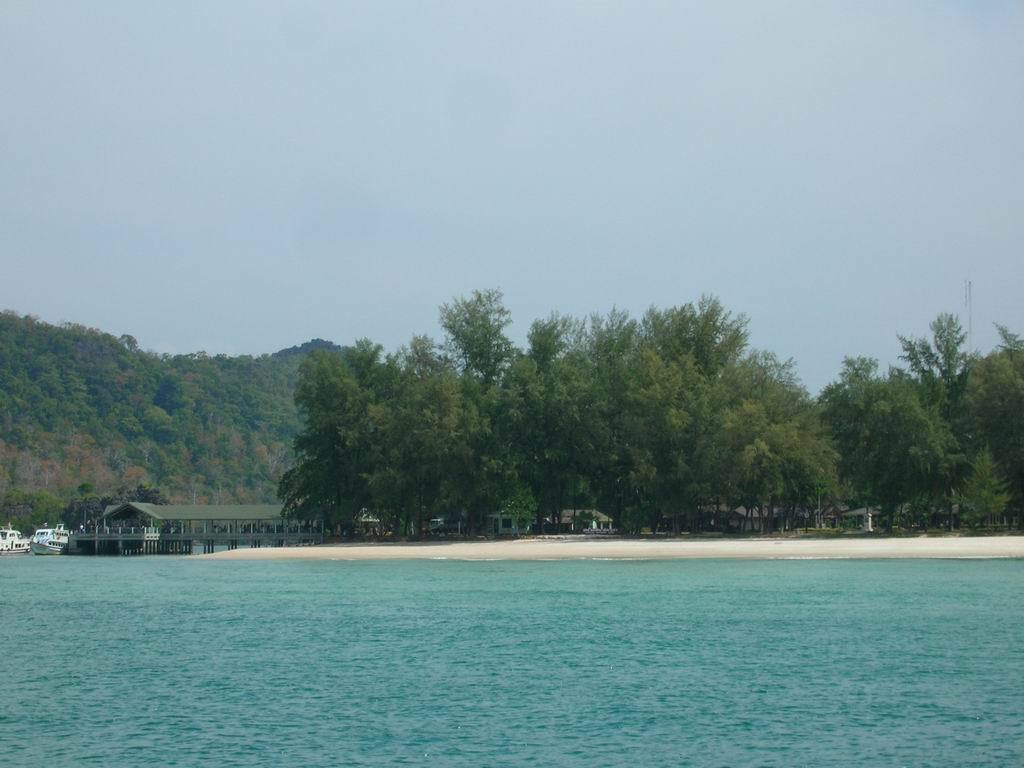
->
2, 557, 1022, 767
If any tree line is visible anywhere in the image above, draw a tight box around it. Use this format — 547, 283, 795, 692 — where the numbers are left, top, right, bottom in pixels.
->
2, 295, 1020, 536
280, 290, 1023, 536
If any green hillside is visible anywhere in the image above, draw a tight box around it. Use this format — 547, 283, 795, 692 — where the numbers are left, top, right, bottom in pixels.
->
0, 310, 339, 522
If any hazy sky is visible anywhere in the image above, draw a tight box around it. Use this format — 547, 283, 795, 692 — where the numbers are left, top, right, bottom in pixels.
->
2, 1, 1022, 392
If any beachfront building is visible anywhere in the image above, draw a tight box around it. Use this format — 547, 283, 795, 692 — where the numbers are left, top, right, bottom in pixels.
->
68, 502, 323, 555
558, 509, 614, 533
355, 510, 384, 537
489, 511, 520, 536
843, 507, 877, 532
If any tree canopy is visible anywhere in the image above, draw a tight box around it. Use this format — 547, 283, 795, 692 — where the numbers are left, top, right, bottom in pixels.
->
3, 299, 1021, 536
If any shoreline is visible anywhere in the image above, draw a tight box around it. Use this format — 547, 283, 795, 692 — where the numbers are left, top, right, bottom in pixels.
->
201, 535, 1024, 561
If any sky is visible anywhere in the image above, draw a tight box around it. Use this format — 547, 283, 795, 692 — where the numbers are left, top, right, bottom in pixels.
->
2, 1, 1022, 393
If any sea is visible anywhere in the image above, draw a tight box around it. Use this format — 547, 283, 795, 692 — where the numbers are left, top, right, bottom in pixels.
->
2, 556, 1022, 767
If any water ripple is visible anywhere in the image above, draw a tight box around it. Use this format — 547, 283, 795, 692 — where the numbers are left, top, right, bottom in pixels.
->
2, 558, 1022, 766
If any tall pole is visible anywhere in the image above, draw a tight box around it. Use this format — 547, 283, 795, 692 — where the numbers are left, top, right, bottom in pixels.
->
965, 279, 973, 353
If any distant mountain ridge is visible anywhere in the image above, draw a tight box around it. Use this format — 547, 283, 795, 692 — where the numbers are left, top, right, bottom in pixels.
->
271, 338, 344, 359
0, 310, 337, 508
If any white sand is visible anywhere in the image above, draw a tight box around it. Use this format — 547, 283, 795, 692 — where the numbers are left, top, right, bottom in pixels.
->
202, 535, 1024, 561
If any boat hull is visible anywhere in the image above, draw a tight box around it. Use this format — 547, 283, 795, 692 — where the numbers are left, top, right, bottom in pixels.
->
30, 542, 65, 556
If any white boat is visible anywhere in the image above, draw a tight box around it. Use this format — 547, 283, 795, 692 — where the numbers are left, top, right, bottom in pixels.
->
0, 524, 31, 555
30, 524, 69, 555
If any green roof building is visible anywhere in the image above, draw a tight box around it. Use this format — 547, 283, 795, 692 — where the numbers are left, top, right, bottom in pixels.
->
103, 502, 286, 522
68, 503, 323, 555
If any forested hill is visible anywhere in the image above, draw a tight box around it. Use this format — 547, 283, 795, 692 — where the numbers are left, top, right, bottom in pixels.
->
0, 311, 341, 515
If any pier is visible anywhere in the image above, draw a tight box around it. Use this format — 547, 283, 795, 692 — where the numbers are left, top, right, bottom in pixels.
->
68, 502, 322, 555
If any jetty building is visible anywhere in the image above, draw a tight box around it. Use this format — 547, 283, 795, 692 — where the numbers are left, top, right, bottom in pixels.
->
68, 502, 323, 555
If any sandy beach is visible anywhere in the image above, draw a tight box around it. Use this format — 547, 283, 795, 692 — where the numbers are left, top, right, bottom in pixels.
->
203, 535, 1024, 561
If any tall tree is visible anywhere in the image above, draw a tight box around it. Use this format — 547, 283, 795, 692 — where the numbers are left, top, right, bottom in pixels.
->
585, 309, 643, 532
967, 326, 1024, 527
821, 358, 951, 529
898, 313, 971, 424
368, 337, 468, 537
278, 349, 377, 527
719, 353, 835, 532
957, 449, 1011, 529
641, 295, 749, 377
502, 313, 592, 532
439, 289, 515, 385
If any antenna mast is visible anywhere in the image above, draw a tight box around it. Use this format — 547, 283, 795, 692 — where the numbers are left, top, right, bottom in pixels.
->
964, 279, 973, 352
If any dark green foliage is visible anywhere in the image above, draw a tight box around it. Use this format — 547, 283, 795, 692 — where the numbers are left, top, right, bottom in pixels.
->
898, 313, 971, 423
271, 339, 344, 360
966, 332, 1024, 526
957, 450, 1011, 529
60, 483, 167, 531
282, 294, 842, 536
282, 296, 1022, 536
278, 348, 377, 523
821, 359, 952, 528
822, 317, 1024, 530
0, 488, 64, 531
4, 303, 1021, 536
439, 289, 515, 384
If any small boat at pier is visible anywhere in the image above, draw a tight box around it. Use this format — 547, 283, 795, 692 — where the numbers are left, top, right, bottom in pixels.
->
30, 524, 69, 555
0, 524, 31, 555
